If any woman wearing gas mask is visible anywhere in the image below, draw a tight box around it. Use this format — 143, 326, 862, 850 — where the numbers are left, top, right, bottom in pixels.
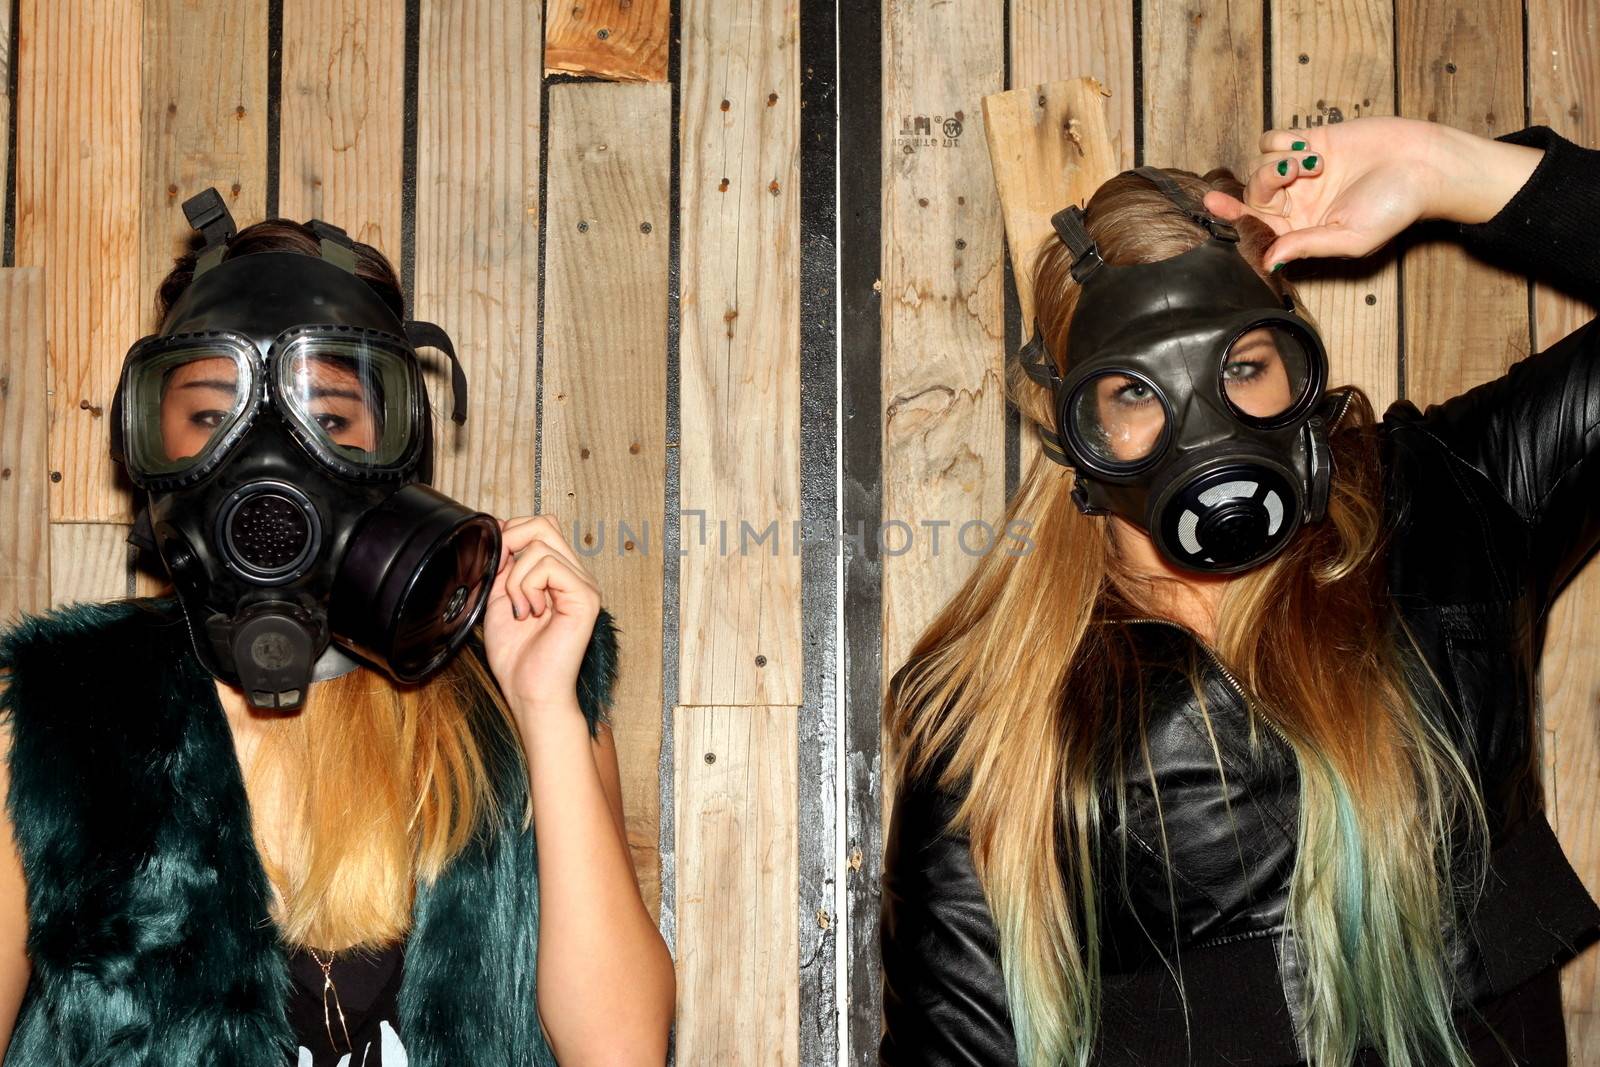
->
881, 117, 1600, 1066
0, 194, 674, 1065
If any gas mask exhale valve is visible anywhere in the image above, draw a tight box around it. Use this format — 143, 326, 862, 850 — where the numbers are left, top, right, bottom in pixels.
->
111, 189, 500, 709
1019, 167, 1337, 574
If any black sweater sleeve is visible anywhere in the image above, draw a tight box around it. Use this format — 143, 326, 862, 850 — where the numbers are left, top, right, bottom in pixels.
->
1406, 124, 1600, 610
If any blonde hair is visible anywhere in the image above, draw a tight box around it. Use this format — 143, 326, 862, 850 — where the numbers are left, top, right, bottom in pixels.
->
240, 640, 520, 951
887, 167, 1489, 1066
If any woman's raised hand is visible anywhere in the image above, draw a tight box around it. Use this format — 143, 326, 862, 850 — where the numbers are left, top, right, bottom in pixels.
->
481, 514, 601, 717
1201, 116, 1445, 270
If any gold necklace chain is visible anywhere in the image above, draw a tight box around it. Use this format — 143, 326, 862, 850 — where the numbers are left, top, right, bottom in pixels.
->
306, 946, 353, 1057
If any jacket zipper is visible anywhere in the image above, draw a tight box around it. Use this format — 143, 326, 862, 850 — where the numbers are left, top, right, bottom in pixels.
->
1118, 616, 1296, 751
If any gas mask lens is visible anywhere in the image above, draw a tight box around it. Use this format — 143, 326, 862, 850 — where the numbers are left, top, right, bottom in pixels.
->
1220, 324, 1315, 424
1069, 370, 1169, 469
121, 337, 255, 483
277, 332, 421, 472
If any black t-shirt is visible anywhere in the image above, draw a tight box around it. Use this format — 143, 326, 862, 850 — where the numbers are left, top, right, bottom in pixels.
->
286, 939, 408, 1065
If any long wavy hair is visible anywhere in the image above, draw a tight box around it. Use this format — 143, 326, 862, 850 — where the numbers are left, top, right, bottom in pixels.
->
886, 168, 1490, 1066
155, 220, 519, 952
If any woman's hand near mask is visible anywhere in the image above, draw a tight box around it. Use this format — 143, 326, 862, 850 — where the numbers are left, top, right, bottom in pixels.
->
480, 514, 676, 1065
1202, 116, 1545, 270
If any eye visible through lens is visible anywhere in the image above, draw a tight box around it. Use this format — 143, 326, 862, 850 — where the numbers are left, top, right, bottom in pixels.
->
1222, 326, 1299, 419
159, 355, 241, 464
287, 353, 383, 455
1076, 372, 1166, 464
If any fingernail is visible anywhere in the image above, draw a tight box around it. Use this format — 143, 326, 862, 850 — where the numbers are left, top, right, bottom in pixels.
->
1276, 159, 1289, 176
1271, 261, 1285, 272
1291, 140, 1306, 151
1302, 155, 1318, 169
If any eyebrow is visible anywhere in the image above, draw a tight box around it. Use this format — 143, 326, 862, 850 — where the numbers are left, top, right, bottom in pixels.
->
303, 385, 366, 402
176, 379, 239, 394
1229, 336, 1275, 355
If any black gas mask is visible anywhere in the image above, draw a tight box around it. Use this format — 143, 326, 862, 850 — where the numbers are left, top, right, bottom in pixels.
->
110, 189, 501, 710
1020, 167, 1341, 574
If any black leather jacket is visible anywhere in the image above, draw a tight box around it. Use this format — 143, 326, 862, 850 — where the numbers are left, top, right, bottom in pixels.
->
880, 124, 1600, 1067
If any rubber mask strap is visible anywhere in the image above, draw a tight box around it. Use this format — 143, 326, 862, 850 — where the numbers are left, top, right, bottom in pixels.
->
307, 219, 358, 274
1049, 205, 1104, 283
182, 188, 237, 277
405, 320, 469, 425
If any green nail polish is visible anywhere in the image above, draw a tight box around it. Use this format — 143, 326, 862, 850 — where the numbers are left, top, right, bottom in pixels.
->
1271, 261, 1285, 272
1291, 140, 1306, 151
1276, 159, 1289, 176
1303, 155, 1318, 169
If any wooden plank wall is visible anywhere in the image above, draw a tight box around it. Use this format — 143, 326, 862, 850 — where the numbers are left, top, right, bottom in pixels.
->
0, 4, 839, 1065
849, 0, 1600, 1059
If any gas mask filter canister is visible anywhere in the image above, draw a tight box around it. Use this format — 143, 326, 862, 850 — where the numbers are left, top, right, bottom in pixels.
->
1019, 166, 1341, 574
110, 189, 501, 710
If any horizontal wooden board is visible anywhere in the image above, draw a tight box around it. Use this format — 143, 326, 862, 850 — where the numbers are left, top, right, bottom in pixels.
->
545, 0, 669, 82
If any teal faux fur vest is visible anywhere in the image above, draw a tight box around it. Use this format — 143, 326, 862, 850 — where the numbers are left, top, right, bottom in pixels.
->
0, 595, 618, 1066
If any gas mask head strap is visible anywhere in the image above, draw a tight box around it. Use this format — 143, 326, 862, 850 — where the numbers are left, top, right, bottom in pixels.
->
183, 188, 238, 277
404, 320, 470, 426
306, 218, 359, 274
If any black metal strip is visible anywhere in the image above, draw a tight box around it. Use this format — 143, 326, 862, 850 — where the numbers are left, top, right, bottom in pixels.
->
1261, 0, 1273, 134
1002, 0, 1019, 501
400, 0, 420, 312
798, 0, 840, 1061
659, 3, 683, 1063
265, 0, 283, 218
4, 0, 23, 266
1390, 0, 1404, 400
1132, 0, 1145, 168
839, 0, 884, 1057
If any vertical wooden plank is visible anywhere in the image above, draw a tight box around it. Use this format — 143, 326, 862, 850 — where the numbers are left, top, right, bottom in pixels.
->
140, 0, 270, 327
414, 0, 541, 519
279, 0, 404, 251
1397, 0, 1526, 404
15, 0, 142, 523
1142, 0, 1264, 176
675, 704, 799, 1065
1271, 0, 1400, 413
677, 0, 802, 706
0, 270, 49, 621
880, 0, 1005, 792
1527, 0, 1600, 1052
545, 0, 669, 82
542, 80, 671, 917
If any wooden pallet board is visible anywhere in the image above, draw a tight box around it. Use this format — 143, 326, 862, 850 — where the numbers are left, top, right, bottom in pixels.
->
879, 0, 1006, 806
0, 270, 49, 622
1526, 0, 1600, 1052
677, 0, 802, 706
1142, 0, 1264, 176
279, 0, 405, 251
1397, 0, 1527, 404
15, 0, 142, 523
542, 80, 673, 917
139, 0, 269, 325
413, 0, 543, 518
1270, 0, 1401, 413
545, 0, 669, 82
674, 704, 799, 1065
